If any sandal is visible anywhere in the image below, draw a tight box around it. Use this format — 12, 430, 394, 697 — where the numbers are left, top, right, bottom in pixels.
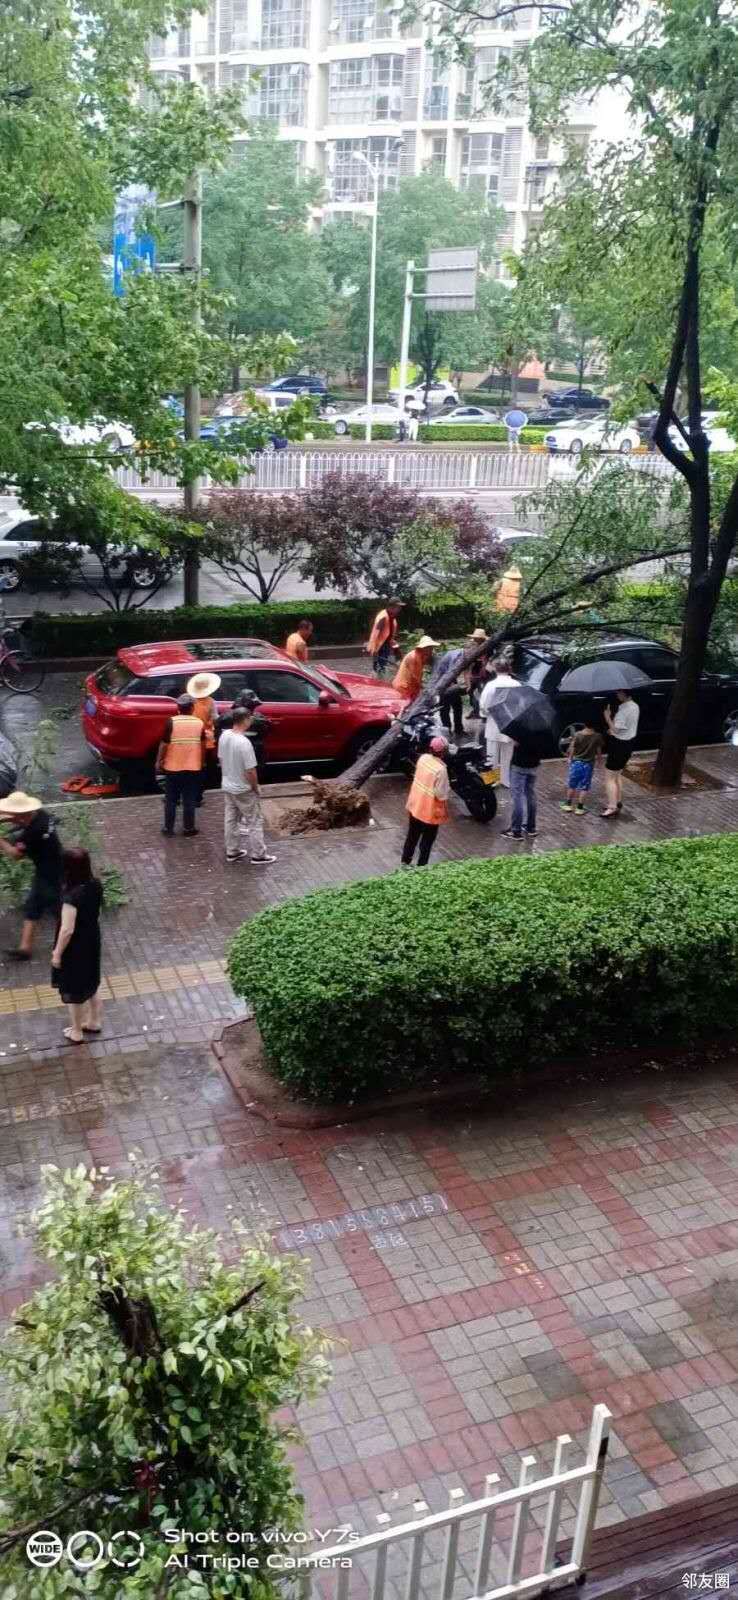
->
600, 809, 617, 818
63, 1028, 84, 1045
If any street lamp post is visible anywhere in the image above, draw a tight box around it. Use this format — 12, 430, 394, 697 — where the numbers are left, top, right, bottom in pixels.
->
332, 141, 403, 443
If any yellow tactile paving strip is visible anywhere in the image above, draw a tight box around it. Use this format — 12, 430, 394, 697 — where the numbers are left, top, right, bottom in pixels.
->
0, 958, 228, 1015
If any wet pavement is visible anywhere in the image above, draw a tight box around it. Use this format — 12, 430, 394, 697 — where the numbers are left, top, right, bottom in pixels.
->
2, 746, 738, 1585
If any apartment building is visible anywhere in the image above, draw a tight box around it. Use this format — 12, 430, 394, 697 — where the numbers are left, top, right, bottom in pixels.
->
149, 0, 597, 274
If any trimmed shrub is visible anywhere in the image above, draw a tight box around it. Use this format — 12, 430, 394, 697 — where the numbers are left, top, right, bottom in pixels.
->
228, 834, 738, 1104
419, 425, 549, 444
29, 593, 477, 658
305, 422, 548, 444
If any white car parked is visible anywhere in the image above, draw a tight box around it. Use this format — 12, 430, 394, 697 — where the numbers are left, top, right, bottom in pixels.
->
544, 416, 641, 455
0, 510, 165, 593
331, 401, 404, 436
670, 412, 737, 454
26, 417, 135, 452
387, 379, 459, 410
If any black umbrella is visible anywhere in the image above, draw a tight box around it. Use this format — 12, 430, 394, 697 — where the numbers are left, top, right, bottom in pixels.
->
490, 684, 557, 741
558, 659, 650, 693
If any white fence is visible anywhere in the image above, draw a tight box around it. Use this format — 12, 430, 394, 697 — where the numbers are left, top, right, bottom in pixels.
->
301, 1405, 612, 1600
114, 450, 675, 499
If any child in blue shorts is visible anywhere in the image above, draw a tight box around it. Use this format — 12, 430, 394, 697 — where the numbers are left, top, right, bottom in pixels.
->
561, 724, 604, 814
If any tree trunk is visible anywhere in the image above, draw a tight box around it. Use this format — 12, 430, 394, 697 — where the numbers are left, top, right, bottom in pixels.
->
650, 577, 716, 785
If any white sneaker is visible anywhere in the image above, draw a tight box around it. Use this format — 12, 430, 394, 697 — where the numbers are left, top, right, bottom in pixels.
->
250, 854, 276, 865
226, 850, 248, 862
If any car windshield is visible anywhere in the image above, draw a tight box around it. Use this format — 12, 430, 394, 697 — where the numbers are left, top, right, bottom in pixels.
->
512, 647, 554, 691
95, 659, 137, 694
300, 664, 350, 698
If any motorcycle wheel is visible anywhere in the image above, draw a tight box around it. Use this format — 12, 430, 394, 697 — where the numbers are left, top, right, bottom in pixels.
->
459, 779, 497, 823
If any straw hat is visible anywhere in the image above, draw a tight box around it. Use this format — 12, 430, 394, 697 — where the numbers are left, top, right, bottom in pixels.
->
0, 791, 42, 816
186, 671, 221, 699
416, 635, 440, 649
468, 628, 488, 642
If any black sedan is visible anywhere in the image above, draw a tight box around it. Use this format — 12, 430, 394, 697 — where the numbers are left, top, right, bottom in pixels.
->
548, 388, 610, 411
510, 635, 738, 753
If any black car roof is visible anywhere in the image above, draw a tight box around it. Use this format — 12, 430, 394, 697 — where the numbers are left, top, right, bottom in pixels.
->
518, 634, 673, 662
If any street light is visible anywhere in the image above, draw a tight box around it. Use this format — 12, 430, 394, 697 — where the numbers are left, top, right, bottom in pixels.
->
332, 140, 403, 442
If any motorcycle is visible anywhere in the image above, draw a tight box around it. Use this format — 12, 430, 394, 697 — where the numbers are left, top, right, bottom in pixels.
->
396, 710, 498, 824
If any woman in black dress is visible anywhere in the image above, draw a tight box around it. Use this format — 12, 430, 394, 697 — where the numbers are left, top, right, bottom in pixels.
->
51, 847, 103, 1045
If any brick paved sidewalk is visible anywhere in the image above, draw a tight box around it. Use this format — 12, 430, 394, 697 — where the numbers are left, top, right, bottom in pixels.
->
1, 743, 737, 1060
1, 1037, 738, 1587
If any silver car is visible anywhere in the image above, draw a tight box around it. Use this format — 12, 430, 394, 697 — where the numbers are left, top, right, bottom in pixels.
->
0, 510, 164, 593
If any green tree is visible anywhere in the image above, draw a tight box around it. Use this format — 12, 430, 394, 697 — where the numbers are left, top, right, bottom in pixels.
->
0, 1161, 332, 1596
1, 1, 301, 540
405, 0, 738, 785
197, 138, 333, 381
321, 171, 502, 373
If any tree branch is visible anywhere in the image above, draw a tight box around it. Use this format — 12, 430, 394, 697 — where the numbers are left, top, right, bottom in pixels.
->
0, 1486, 114, 1559
224, 1280, 265, 1318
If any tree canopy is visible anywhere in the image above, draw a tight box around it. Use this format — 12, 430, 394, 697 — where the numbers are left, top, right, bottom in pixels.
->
1, 0, 299, 529
320, 171, 503, 372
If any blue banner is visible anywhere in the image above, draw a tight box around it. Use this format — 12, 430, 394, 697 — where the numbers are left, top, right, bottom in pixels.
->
113, 187, 157, 296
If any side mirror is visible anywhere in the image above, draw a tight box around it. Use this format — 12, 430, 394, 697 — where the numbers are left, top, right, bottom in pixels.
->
318, 690, 335, 708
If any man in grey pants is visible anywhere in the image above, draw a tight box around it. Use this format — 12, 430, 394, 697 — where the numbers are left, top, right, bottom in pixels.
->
218, 708, 276, 864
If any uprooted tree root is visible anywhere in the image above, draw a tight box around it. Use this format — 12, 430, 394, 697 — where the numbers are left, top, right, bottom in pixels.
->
281, 779, 371, 834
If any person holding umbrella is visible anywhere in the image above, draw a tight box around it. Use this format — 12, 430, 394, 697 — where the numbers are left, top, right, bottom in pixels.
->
602, 689, 640, 816
485, 683, 557, 840
555, 659, 647, 819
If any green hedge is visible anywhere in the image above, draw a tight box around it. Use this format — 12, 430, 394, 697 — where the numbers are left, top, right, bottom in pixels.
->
29, 593, 477, 658
305, 422, 548, 443
228, 834, 738, 1103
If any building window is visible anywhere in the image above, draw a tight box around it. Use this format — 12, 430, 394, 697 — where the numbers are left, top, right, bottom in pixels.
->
430, 134, 447, 168
261, 0, 309, 50
327, 0, 394, 44
460, 131, 504, 199
194, 3, 217, 56
423, 51, 448, 120
218, 0, 250, 53
149, 25, 190, 59
251, 62, 308, 124
327, 55, 404, 123
330, 136, 405, 201
534, 135, 550, 160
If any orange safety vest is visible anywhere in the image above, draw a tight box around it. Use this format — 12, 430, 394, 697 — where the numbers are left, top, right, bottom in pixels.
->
392, 648, 424, 699
163, 714, 204, 773
367, 609, 397, 656
406, 753, 449, 826
285, 631, 309, 661
192, 696, 216, 749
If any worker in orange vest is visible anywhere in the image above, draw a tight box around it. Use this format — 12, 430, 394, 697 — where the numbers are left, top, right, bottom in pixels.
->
365, 600, 405, 677
285, 619, 314, 662
187, 670, 221, 806
156, 695, 206, 837
392, 634, 439, 701
401, 736, 450, 867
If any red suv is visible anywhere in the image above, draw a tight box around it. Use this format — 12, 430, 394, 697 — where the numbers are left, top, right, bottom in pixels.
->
82, 637, 403, 781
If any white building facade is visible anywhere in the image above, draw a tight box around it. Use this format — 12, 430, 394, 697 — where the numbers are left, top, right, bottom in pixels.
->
149, 0, 597, 274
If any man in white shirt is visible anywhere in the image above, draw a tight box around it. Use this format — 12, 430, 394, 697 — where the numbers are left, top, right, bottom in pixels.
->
601, 690, 640, 816
478, 660, 519, 787
218, 708, 276, 864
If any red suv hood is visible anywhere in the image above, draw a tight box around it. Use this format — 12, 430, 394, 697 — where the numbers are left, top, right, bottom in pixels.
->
331, 670, 402, 708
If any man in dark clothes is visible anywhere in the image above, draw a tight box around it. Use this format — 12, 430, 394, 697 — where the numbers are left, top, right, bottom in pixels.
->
501, 737, 541, 840
0, 791, 63, 960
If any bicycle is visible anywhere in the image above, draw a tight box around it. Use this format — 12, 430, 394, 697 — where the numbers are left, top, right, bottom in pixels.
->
0, 583, 45, 694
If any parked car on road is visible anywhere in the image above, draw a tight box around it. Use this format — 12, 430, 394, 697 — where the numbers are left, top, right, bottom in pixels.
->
0, 510, 166, 594
387, 380, 459, 410
82, 639, 405, 783
265, 374, 328, 396
544, 416, 640, 455
25, 417, 135, 452
547, 388, 610, 412
427, 405, 500, 426
198, 416, 289, 453
331, 401, 404, 435
512, 634, 738, 753
525, 406, 576, 426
